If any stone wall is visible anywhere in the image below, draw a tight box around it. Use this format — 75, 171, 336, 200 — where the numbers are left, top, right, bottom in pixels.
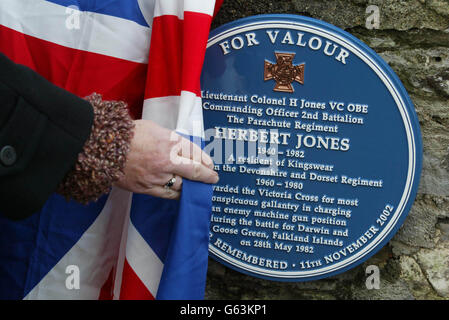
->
205, 0, 449, 300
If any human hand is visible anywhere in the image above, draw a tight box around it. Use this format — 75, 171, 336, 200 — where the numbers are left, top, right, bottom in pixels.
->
114, 119, 218, 199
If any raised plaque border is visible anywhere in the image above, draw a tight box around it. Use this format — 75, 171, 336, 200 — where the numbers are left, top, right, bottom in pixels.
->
205, 14, 422, 281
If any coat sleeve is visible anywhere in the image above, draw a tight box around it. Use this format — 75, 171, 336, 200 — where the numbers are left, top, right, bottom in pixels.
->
0, 53, 94, 220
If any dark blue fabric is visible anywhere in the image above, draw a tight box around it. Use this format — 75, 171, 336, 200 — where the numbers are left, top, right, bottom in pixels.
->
155, 135, 213, 300
0, 193, 107, 299
155, 178, 213, 300
130, 134, 213, 300
130, 194, 179, 263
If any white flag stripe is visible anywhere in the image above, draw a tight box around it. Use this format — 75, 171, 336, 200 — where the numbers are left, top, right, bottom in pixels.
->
142, 92, 204, 137
176, 91, 205, 138
125, 222, 164, 297
0, 0, 151, 63
24, 188, 133, 300
142, 95, 181, 130
154, 0, 215, 19
112, 195, 132, 300
137, 0, 156, 27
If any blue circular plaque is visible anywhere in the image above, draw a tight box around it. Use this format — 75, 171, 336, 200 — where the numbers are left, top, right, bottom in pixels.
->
201, 14, 422, 281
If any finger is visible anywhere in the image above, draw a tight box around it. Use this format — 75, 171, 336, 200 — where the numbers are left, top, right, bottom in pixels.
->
171, 175, 183, 191
144, 185, 180, 200
161, 175, 183, 191
151, 174, 183, 191
172, 158, 219, 184
178, 137, 214, 169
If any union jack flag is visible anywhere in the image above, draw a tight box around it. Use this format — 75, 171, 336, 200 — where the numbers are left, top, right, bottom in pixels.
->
0, 0, 222, 300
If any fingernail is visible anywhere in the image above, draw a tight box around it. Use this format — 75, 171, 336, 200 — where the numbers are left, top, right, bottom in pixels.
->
213, 173, 219, 184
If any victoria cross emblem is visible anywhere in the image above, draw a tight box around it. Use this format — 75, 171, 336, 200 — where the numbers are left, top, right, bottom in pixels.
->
264, 52, 305, 93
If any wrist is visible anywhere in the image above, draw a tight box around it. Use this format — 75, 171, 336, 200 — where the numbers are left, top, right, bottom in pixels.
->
57, 93, 135, 204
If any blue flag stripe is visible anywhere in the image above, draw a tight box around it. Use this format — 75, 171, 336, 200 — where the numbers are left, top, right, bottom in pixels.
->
129, 194, 179, 264
156, 179, 213, 299
45, 0, 149, 27
0, 194, 107, 299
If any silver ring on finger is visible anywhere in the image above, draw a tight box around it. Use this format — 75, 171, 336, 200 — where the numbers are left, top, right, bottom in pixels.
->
164, 176, 177, 189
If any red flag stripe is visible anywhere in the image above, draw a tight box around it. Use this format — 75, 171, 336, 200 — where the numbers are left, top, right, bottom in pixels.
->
119, 259, 155, 300
1, 0, 151, 63
183, 12, 214, 96
213, 0, 224, 18
145, 11, 212, 100
0, 25, 147, 119
154, 0, 216, 19
98, 267, 115, 300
